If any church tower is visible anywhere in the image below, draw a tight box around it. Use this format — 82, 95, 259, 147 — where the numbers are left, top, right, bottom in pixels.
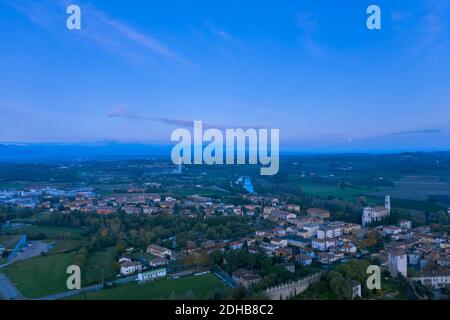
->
385, 195, 391, 216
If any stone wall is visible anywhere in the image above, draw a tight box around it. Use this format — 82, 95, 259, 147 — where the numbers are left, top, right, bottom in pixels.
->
264, 273, 321, 300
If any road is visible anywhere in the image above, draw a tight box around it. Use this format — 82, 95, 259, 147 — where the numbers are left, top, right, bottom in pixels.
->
0, 273, 25, 300
0, 271, 137, 300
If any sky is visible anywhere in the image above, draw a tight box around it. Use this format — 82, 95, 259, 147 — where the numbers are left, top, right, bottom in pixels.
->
0, 0, 449, 152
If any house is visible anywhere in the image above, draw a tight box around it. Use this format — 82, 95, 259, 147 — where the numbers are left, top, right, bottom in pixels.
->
317, 252, 339, 264
118, 257, 132, 264
295, 253, 312, 266
307, 208, 330, 220
312, 238, 336, 251
260, 242, 279, 256
147, 244, 172, 259
137, 268, 167, 282
232, 269, 262, 288
272, 210, 296, 221
284, 264, 295, 273
340, 243, 357, 254
123, 206, 141, 215
436, 256, 450, 267
229, 241, 244, 250
120, 261, 142, 275
275, 247, 293, 259
399, 220, 412, 229
287, 204, 300, 212
383, 226, 402, 235
303, 224, 320, 238
411, 270, 450, 289
348, 280, 362, 299
270, 238, 288, 247
317, 226, 342, 239
149, 257, 169, 267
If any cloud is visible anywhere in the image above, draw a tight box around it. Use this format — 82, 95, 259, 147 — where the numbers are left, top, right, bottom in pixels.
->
7, 0, 188, 64
412, 0, 450, 60
296, 12, 331, 61
390, 128, 444, 136
107, 105, 265, 130
107, 105, 221, 129
205, 21, 240, 45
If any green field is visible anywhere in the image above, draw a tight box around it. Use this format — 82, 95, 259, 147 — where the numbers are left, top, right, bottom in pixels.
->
69, 273, 229, 300
299, 183, 370, 200
3, 252, 75, 298
48, 239, 83, 254
83, 247, 117, 286
0, 225, 85, 240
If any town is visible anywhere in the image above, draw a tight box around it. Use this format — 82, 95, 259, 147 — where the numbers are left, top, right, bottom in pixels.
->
0, 153, 449, 300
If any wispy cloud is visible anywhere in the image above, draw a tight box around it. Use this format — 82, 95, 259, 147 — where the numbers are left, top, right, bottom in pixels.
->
413, 0, 450, 60
107, 105, 264, 130
390, 128, 444, 136
7, 0, 188, 64
205, 21, 240, 45
296, 12, 331, 61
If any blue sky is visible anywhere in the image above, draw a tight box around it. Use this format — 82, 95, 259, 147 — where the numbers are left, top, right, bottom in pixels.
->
0, 0, 449, 151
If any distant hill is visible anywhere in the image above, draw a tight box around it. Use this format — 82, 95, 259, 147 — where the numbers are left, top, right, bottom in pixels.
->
0, 143, 172, 162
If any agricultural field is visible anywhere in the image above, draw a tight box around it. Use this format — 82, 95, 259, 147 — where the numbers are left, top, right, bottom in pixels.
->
370, 175, 450, 201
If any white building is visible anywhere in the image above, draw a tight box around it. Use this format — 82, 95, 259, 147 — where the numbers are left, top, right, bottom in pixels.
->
137, 268, 167, 282
312, 238, 336, 251
317, 226, 342, 239
362, 195, 391, 227
387, 249, 407, 278
120, 261, 142, 275
303, 224, 320, 238
399, 220, 412, 229
147, 244, 172, 259
383, 226, 402, 235
411, 270, 450, 289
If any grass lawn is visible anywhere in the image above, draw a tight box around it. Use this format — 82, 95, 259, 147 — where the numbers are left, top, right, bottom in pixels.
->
48, 239, 83, 255
69, 273, 229, 300
83, 247, 117, 286
3, 252, 75, 298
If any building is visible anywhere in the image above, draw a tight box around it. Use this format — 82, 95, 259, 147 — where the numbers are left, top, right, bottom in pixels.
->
312, 238, 336, 251
362, 195, 390, 227
120, 261, 142, 275
399, 220, 412, 229
317, 226, 342, 239
383, 226, 402, 235
232, 269, 262, 288
307, 208, 330, 220
295, 253, 312, 266
410, 270, 450, 289
147, 244, 172, 259
287, 204, 300, 212
149, 257, 169, 267
348, 280, 362, 299
387, 249, 407, 278
137, 268, 167, 282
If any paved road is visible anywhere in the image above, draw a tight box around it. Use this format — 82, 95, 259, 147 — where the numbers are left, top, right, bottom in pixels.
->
38, 275, 138, 300
0, 271, 137, 300
0, 273, 25, 300
10, 241, 54, 263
